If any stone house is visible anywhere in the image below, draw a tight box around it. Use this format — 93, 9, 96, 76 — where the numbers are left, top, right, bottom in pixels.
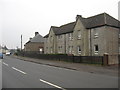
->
24, 32, 44, 53
44, 13, 120, 64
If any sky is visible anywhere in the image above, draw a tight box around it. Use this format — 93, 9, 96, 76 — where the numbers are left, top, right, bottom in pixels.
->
0, 0, 120, 49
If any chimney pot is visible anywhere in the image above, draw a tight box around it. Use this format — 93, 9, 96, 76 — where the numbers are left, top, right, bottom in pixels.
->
76, 15, 82, 20
29, 38, 32, 40
35, 32, 39, 36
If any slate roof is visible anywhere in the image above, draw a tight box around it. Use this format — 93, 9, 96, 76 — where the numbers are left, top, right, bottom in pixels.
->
25, 33, 44, 45
80, 13, 120, 29
55, 22, 76, 35
30, 34, 44, 43
44, 34, 49, 38
44, 12, 120, 37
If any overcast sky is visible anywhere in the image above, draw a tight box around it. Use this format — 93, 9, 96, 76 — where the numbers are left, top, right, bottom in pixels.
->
0, 0, 120, 49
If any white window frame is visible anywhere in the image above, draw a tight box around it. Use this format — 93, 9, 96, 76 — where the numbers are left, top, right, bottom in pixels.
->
69, 46, 72, 54
39, 48, 43, 52
94, 45, 98, 54
69, 33, 71, 40
71, 33, 73, 40
69, 33, 73, 40
78, 46, 81, 54
50, 47, 53, 53
78, 30, 81, 39
94, 33, 98, 38
50, 36, 53, 42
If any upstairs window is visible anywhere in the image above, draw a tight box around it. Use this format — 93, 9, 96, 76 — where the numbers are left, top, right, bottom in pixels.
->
58, 35, 62, 40
69, 33, 73, 40
119, 34, 120, 38
58, 35, 60, 40
94, 45, 98, 54
94, 33, 98, 38
78, 30, 81, 39
50, 36, 53, 42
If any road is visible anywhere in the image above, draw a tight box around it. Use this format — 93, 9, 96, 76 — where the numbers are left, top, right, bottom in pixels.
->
1, 56, 118, 89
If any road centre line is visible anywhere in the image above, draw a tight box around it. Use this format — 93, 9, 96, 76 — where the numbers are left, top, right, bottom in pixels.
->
12, 67, 27, 75
3, 62, 9, 66
39, 79, 66, 90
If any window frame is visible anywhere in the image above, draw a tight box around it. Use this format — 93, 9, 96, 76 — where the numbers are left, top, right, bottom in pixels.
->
94, 45, 99, 54
77, 30, 81, 39
77, 46, 81, 54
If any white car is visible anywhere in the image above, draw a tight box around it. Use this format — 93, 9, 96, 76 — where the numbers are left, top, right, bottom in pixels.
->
6, 52, 11, 56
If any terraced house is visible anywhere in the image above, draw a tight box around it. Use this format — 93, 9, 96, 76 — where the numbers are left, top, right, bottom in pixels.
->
44, 13, 120, 64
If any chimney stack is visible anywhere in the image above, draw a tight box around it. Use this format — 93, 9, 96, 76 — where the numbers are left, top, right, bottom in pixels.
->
35, 32, 39, 36
29, 38, 32, 41
76, 15, 82, 20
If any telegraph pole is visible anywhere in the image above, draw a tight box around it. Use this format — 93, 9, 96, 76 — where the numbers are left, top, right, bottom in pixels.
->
21, 35, 22, 51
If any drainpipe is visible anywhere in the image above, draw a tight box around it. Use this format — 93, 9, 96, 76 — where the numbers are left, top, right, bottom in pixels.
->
64, 34, 66, 54
90, 29, 92, 56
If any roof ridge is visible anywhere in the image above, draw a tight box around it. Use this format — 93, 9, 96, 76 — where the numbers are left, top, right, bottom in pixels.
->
85, 12, 106, 19
60, 21, 75, 28
104, 13, 107, 24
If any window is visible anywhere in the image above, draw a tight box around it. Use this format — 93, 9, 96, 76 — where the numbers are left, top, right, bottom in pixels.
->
50, 47, 53, 53
119, 34, 120, 38
46, 47, 48, 51
50, 36, 52, 42
61, 46, 62, 53
60, 35, 62, 39
69, 33, 73, 40
78, 30, 81, 39
94, 33, 98, 38
58, 46, 62, 53
94, 45, 98, 54
58, 35, 60, 40
69, 46, 72, 54
71, 46, 74, 54
78, 46, 81, 54
39, 48, 43, 54
119, 46, 120, 54
71, 33, 73, 40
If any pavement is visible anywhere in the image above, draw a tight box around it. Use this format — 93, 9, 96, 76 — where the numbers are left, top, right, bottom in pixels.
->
2, 56, 119, 88
13, 55, 118, 77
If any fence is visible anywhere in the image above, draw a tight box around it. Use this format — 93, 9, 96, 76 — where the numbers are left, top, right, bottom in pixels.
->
16, 51, 104, 65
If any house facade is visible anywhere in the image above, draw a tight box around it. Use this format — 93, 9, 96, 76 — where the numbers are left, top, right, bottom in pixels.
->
24, 32, 44, 53
44, 13, 120, 64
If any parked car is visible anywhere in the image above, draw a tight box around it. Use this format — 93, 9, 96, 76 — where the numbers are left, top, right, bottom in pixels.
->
6, 52, 11, 56
0, 53, 3, 59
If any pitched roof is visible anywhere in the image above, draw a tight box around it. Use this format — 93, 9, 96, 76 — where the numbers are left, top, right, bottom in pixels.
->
50, 22, 75, 35
56, 22, 76, 35
44, 12, 120, 37
79, 13, 120, 29
25, 33, 44, 45
30, 34, 44, 43
43, 34, 49, 38
44, 22, 76, 37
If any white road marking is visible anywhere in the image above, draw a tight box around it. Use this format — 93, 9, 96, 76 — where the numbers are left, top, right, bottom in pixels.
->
12, 67, 27, 75
39, 79, 66, 90
3, 62, 8, 66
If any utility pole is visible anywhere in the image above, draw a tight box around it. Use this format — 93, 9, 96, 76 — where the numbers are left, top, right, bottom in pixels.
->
21, 35, 22, 51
